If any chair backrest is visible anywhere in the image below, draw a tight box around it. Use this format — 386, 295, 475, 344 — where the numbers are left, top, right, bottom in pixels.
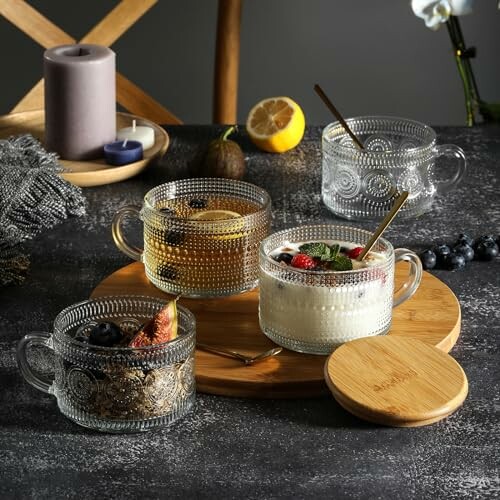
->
1, 0, 241, 124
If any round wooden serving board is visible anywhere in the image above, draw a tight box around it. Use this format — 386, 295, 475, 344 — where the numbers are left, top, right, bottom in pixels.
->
0, 110, 169, 187
324, 336, 468, 427
91, 262, 461, 399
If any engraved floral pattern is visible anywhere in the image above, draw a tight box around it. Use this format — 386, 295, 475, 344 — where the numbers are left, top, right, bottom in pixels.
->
67, 367, 97, 404
362, 170, 396, 202
333, 166, 361, 199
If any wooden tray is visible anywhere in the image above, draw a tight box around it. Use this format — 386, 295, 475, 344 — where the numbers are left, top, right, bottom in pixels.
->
0, 110, 169, 187
91, 262, 461, 399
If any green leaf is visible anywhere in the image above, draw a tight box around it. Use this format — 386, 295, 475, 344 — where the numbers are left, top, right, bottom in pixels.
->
329, 244, 340, 260
330, 255, 353, 271
299, 242, 330, 259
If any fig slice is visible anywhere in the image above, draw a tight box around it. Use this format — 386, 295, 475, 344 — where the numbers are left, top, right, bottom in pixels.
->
129, 298, 179, 348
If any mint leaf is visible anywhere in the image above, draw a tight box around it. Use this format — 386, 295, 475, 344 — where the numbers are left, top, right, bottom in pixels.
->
330, 255, 353, 271
329, 244, 340, 260
299, 242, 330, 259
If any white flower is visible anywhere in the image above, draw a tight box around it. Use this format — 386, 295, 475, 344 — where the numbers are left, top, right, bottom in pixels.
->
411, 0, 474, 30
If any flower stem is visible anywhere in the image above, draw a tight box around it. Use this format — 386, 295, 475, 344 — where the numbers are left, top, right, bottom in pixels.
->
446, 16, 476, 126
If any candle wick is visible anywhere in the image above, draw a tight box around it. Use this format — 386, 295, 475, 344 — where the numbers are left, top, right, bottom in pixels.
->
123, 139, 128, 148
132, 120, 136, 132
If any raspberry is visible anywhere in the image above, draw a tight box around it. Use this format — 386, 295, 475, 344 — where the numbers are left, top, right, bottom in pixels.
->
290, 253, 316, 270
347, 247, 364, 259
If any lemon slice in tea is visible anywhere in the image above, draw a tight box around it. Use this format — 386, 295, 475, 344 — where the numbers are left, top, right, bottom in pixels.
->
189, 210, 245, 239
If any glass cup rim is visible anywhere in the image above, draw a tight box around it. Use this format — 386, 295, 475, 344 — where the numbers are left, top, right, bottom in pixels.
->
53, 295, 196, 352
322, 115, 437, 156
142, 178, 271, 226
260, 224, 394, 275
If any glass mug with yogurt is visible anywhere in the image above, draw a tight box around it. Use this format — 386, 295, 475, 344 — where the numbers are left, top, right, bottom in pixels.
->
259, 225, 423, 354
112, 178, 271, 298
322, 116, 467, 220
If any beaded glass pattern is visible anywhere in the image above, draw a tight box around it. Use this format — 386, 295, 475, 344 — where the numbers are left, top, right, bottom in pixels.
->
322, 116, 466, 220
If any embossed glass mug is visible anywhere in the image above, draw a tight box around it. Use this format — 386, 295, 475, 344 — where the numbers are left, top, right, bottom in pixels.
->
322, 116, 467, 220
259, 225, 422, 354
113, 178, 271, 298
16, 295, 196, 433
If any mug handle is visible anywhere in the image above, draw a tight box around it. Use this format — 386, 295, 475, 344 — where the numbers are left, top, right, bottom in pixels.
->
112, 205, 143, 261
393, 248, 423, 308
433, 144, 467, 195
16, 332, 54, 394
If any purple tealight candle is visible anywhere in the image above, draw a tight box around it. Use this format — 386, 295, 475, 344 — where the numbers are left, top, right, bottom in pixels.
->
103, 140, 143, 166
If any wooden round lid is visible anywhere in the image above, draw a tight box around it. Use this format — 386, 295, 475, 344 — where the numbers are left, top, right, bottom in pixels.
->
324, 336, 468, 427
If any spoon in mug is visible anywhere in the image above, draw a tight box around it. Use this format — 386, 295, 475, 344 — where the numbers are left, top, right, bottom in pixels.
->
197, 343, 283, 365
357, 191, 409, 261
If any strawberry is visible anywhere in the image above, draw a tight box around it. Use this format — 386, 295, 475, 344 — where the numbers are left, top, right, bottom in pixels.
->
290, 253, 316, 270
347, 247, 364, 259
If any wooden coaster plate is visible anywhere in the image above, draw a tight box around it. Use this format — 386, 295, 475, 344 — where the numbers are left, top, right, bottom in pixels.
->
91, 261, 461, 398
0, 110, 169, 187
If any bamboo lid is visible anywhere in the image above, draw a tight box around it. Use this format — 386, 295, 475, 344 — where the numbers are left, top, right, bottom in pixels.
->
324, 336, 468, 427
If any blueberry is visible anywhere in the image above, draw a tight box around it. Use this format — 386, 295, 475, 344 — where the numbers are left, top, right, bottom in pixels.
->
474, 235, 495, 249
432, 244, 452, 266
189, 198, 207, 209
453, 243, 474, 262
164, 230, 184, 246
444, 252, 466, 271
157, 264, 177, 280
419, 249, 437, 270
456, 233, 474, 247
475, 241, 499, 261
89, 322, 123, 347
274, 252, 293, 264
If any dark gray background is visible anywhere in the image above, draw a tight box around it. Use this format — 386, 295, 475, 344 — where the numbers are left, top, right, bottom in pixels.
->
0, 0, 499, 125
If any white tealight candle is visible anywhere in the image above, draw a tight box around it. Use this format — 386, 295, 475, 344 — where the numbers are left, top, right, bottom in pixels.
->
116, 120, 155, 150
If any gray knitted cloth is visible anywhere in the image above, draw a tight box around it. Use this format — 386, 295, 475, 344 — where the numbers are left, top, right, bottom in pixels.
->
0, 134, 86, 285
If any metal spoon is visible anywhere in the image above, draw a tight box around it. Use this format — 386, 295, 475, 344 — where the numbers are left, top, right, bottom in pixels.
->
197, 343, 283, 365
357, 191, 409, 261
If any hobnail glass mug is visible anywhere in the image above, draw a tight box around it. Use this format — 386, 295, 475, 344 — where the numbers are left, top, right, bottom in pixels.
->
259, 225, 423, 355
322, 116, 467, 220
17, 295, 196, 433
112, 178, 271, 298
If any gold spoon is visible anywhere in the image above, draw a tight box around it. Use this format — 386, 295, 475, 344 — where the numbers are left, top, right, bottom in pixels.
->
197, 343, 283, 366
357, 191, 409, 261
313, 83, 365, 150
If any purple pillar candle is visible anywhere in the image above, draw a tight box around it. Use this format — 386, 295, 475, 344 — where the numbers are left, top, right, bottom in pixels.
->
44, 44, 116, 160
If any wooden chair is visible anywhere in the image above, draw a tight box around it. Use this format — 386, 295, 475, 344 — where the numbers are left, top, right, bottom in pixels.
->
0, 0, 241, 124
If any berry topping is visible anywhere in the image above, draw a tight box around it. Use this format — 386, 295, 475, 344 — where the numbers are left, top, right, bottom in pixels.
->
164, 230, 184, 246
274, 252, 294, 264
89, 322, 124, 347
444, 252, 466, 271
453, 243, 474, 262
157, 264, 177, 280
347, 247, 364, 260
290, 253, 316, 270
189, 198, 208, 209
475, 240, 499, 261
456, 233, 474, 247
419, 249, 437, 270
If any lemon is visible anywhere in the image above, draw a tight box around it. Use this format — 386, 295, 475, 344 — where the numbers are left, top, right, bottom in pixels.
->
189, 210, 241, 221
189, 210, 245, 240
246, 97, 305, 153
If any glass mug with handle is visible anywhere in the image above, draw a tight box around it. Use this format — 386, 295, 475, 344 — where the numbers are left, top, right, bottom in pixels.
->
259, 225, 423, 355
322, 116, 467, 220
16, 295, 196, 433
112, 178, 271, 298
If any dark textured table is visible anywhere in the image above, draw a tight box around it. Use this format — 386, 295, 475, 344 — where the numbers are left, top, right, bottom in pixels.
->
1, 126, 499, 499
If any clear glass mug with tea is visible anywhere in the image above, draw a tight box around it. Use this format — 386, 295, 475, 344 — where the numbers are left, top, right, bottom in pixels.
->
322, 116, 467, 220
112, 178, 271, 298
